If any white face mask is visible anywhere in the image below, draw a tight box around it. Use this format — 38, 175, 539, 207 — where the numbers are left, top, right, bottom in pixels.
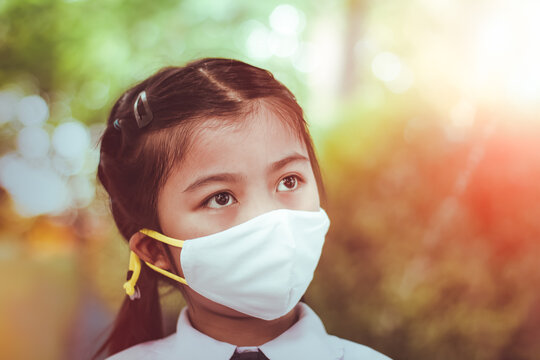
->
124, 208, 330, 320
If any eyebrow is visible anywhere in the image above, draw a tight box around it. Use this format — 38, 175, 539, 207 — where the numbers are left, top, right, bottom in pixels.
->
269, 153, 310, 173
182, 153, 310, 193
183, 173, 242, 193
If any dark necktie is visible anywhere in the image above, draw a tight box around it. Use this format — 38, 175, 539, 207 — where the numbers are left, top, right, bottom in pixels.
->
229, 349, 270, 360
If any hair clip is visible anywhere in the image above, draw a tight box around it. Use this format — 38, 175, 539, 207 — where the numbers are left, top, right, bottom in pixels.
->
113, 118, 122, 131
133, 90, 153, 128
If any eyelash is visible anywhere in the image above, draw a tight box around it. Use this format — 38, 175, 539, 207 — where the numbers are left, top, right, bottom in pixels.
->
202, 190, 237, 209
201, 174, 304, 209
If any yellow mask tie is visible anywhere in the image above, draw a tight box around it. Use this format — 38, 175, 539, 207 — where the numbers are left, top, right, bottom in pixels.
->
123, 250, 141, 298
123, 229, 188, 297
139, 228, 185, 248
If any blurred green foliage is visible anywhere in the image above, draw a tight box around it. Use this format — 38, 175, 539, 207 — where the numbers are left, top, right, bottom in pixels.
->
1, 1, 540, 360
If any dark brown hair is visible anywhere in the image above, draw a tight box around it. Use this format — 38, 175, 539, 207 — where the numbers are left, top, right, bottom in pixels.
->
95, 58, 325, 357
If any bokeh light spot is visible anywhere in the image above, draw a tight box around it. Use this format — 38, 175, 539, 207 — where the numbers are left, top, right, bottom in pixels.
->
52, 121, 90, 160
269, 4, 303, 35
372, 52, 402, 83
0, 154, 70, 217
16, 95, 49, 126
17, 126, 50, 159
245, 21, 273, 60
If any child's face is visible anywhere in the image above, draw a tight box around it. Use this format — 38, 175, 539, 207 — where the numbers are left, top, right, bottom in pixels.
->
156, 108, 320, 316
158, 111, 320, 242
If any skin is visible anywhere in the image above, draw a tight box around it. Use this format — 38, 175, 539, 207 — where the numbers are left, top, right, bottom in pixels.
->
129, 105, 320, 346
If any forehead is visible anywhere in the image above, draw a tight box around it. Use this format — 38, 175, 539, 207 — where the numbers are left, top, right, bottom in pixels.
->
172, 107, 308, 180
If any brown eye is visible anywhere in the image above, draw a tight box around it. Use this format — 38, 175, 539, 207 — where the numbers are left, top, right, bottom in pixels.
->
215, 193, 229, 205
277, 175, 298, 191
206, 192, 235, 209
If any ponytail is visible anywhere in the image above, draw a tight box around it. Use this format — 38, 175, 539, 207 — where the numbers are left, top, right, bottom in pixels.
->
94, 265, 163, 358
94, 80, 174, 358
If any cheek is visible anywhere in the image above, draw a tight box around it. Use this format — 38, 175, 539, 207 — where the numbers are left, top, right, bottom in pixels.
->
168, 246, 184, 277
306, 182, 321, 210
174, 211, 237, 239
301, 171, 321, 210
283, 180, 320, 211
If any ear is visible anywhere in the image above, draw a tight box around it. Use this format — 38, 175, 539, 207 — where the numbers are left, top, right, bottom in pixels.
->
129, 231, 171, 271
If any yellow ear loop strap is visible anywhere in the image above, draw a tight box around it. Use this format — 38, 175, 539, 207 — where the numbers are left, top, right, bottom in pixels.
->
122, 229, 188, 296
139, 228, 185, 247
123, 250, 142, 297
144, 261, 188, 285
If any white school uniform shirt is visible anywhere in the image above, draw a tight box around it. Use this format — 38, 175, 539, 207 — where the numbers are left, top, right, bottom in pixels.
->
107, 302, 391, 360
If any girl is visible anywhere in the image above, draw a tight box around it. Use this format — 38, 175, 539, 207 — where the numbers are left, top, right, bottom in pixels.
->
97, 58, 390, 360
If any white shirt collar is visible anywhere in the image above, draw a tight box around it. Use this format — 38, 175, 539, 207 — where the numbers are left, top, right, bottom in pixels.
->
174, 302, 340, 360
